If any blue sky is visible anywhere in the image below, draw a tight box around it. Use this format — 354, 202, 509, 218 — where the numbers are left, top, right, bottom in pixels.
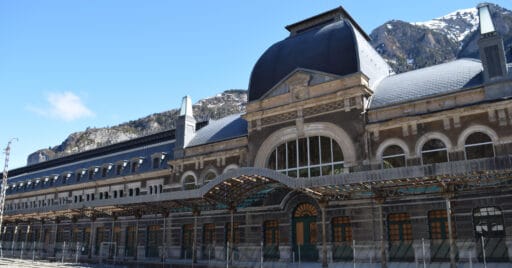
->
1, 0, 511, 169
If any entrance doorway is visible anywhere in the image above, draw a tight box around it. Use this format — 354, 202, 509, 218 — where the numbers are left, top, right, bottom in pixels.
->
292, 203, 318, 262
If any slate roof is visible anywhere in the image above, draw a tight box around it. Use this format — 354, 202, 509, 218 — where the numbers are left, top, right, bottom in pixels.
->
188, 113, 247, 147
248, 18, 390, 102
369, 59, 484, 109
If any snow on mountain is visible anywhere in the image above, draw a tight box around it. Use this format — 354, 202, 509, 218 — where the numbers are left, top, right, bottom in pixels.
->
412, 8, 478, 42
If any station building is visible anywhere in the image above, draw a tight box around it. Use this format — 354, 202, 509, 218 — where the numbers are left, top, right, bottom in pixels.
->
2, 4, 512, 267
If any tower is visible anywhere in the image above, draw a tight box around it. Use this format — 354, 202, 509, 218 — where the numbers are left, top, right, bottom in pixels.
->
477, 3, 508, 82
174, 96, 196, 159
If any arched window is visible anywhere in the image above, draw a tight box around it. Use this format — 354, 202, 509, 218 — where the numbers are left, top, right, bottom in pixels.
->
421, 139, 448, 165
204, 172, 216, 184
183, 175, 196, 190
465, 132, 494, 160
267, 136, 344, 178
382, 145, 406, 168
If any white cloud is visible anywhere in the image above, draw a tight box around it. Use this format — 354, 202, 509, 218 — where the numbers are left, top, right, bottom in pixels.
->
28, 91, 94, 121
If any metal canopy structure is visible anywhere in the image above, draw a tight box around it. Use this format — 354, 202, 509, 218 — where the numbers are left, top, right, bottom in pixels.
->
3, 156, 512, 223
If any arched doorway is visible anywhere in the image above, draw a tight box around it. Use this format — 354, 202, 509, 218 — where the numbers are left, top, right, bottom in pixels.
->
292, 203, 319, 261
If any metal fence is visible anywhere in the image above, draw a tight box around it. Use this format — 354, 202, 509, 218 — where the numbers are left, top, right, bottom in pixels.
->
0, 237, 510, 267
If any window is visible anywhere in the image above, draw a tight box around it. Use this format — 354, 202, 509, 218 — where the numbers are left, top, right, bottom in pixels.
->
382, 145, 406, 168
428, 210, 456, 261
152, 153, 166, 169
428, 210, 453, 240
146, 225, 162, 258
203, 224, 215, 246
129, 189, 134, 196
183, 175, 196, 190
332, 216, 352, 244
76, 171, 83, 182
421, 139, 448, 165
267, 136, 344, 178
131, 158, 143, 173
473, 207, 509, 261
388, 213, 413, 242
473, 207, 505, 238
204, 172, 216, 184
388, 213, 414, 261
116, 161, 127, 175
153, 158, 161, 169
125, 226, 137, 257
225, 222, 240, 245
465, 132, 494, 160
131, 162, 138, 173
182, 224, 193, 259
263, 220, 279, 260
102, 165, 112, 177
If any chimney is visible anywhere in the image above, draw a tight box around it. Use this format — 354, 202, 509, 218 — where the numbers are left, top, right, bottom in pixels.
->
477, 3, 508, 82
174, 96, 196, 158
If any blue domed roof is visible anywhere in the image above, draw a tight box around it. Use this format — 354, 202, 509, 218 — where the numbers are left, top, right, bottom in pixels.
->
248, 19, 359, 101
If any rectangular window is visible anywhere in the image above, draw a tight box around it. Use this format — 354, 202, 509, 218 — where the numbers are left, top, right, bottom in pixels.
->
125, 226, 136, 257
146, 225, 162, 258
153, 158, 161, 169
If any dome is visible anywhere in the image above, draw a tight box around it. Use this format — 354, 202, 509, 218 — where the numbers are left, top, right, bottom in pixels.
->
248, 19, 359, 101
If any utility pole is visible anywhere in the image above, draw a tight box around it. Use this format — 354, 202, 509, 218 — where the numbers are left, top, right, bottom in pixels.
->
0, 138, 17, 256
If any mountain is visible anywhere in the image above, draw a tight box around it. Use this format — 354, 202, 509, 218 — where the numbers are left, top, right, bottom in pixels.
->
27, 90, 247, 165
370, 4, 512, 73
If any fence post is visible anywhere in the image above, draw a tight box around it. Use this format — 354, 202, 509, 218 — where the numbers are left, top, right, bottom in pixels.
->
421, 238, 426, 268
481, 236, 487, 268
260, 241, 263, 268
20, 241, 24, 259
469, 249, 473, 268
226, 241, 229, 268
75, 242, 79, 264
353, 239, 356, 268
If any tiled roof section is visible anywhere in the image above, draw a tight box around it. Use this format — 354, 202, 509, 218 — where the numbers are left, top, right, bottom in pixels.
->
248, 20, 359, 101
188, 113, 247, 147
9, 129, 176, 177
370, 59, 484, 109
352, 23, 392, 89
6, 141, 174, 194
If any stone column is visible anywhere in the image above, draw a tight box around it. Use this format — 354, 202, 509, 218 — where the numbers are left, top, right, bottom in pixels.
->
193, 208, 200, 264
88, 216, 96, 259
376, 197, 387, 268
319, 200, 328, 268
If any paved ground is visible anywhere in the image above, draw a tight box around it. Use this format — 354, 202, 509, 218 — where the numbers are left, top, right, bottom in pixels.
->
0, 258, 510, 268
